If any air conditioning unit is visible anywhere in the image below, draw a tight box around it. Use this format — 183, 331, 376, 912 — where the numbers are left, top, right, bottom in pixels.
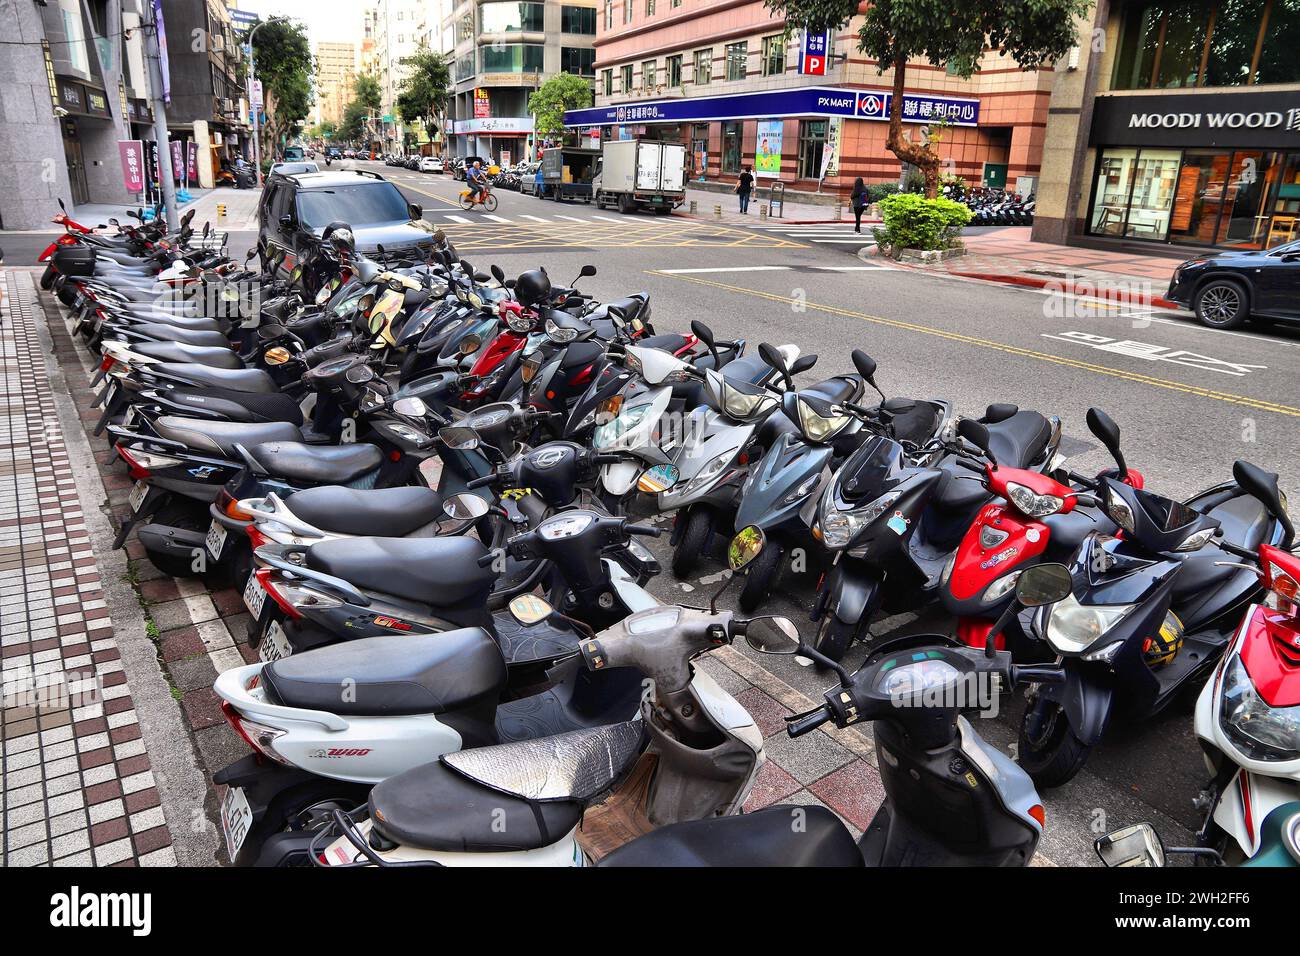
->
211, 32, 225, 52
222, 98, 235, 114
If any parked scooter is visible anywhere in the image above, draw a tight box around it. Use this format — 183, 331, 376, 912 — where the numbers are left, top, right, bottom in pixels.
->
1094, 803, 1300, 868
1018, 460, 1295, 787
599, 557, 1075, 866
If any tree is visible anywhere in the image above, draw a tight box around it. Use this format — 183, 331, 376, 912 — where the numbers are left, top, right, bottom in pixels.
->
338, 74, 382, 143
397, 47, 452, 137
763, 0, 1088, 196
251, 19, 314, 159
527, 73, 593, 139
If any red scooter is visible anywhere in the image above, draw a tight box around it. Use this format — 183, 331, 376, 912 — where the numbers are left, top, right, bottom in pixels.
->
943, 409, 1144, 653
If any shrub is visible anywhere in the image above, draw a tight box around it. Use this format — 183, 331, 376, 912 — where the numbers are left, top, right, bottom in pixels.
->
873, 193, 972, 252
865, 182, 899, 204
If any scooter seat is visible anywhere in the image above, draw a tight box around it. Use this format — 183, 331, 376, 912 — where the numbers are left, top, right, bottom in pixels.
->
147, 363, 277, 393
152, 416, 302, 458
638, 332, 688, 353
128, 342, 243, 369
368, 722, 643, 852
982, 410, 1051, 469
720, 353, 777, 386
600, 804, 864, 867
122, 324, 231, 349
261, 628, 504, 717
285, 485, 445, 537
304, 534, 494, 605
248, 441, 383, 485
805, 374, 864, 405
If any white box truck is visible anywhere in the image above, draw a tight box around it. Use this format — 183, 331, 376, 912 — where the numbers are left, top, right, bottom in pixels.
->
594, 139, 686, 215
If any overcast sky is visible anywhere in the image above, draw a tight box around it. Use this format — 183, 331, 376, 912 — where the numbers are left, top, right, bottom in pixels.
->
237, 0, 366, 47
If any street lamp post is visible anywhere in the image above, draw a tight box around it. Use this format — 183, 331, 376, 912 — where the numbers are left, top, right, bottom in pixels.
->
246, 16, 289, 189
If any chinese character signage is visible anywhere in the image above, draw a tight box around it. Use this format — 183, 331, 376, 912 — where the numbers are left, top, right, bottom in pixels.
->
566, 86, 979, 129
800, 30, 830, 76
118, 140, 144, 193
755, 120, 783, 177
474, 88, 491, 119
152, 0, 171, 103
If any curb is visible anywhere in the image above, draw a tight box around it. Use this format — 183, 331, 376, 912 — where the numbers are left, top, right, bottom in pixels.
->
947, 271, 1182, 310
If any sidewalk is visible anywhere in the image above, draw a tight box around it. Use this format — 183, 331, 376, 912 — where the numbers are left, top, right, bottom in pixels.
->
1, 269, 215, 866
2, 187, 261, 236
871, 226, 1187, 308
680, 184, 865, 226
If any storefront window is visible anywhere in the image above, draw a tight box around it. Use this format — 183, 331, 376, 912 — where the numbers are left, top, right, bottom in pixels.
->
1090, 148, 1139, 236
692, 124, 709, 178
481, 43, 545, 74
722, 122, 742, 174
1216, 151, 1280, 248
798, 120, 827, 179
1267, 154, 1300, 245
1125, 150, 1182, 239
480, 2, 545, 33
1168, 151, 1232, 243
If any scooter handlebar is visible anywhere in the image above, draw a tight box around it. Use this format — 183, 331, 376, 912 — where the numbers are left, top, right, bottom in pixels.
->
786, 706, 833, 737
623, 523, 662, 538
466, 472, 500, 490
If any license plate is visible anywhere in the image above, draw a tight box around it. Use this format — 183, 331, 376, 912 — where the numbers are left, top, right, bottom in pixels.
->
258, 620, 292, 664
123, 404, 137, 427
102, 381, 118, 407
128, 479, 148, 513
220, 786, 254, 862
243, 574, 267, 618
205, 519, 228, 561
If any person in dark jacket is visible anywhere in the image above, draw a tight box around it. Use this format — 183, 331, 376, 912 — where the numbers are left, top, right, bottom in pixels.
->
737, 166, 754, 214
851, 177, 868, 233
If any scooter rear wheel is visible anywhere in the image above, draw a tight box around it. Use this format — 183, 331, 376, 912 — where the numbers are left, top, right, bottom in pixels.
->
1017, 697, 1093, 788
739, 542, 782, 612
812, 604, 858, 664
671, 507, 713, 578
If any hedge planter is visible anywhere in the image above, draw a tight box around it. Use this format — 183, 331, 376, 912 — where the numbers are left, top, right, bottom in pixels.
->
876, 242, 967, 264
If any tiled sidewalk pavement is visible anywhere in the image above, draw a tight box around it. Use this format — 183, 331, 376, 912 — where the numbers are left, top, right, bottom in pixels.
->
1, 271, 186, 866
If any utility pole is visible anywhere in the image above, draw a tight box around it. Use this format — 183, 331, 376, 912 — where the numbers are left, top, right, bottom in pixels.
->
246, 17, 287, 189
141, 0, 178, 228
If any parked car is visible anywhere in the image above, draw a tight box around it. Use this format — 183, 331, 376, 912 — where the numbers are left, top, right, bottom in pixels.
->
269, 161, 319, 177
453, 156, 486, 181
282, 146, 306, 162
258, 168, 432, 266
520, 161, 545, 197
343, 148, 357, 159
1166, 239, 1300, 330
419, 156, 444, 173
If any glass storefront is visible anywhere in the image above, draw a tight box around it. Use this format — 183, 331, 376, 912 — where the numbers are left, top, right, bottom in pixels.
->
1089, 145, 1300, 249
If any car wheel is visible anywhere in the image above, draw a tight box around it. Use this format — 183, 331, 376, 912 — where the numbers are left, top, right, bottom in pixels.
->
1193, 278, 1249, 330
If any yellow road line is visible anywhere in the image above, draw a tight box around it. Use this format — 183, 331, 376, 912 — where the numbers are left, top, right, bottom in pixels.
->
649, 271, 1300, 419
398, 182, 464, 208
426, 220, 805, 250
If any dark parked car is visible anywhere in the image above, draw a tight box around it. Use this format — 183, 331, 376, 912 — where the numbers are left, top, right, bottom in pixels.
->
1167, 239, 1300, 329
258, 169, 433, 269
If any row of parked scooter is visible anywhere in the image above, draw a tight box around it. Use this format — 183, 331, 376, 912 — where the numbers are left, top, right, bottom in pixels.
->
35, 198, 1300, 868
941, 184, 1037, 226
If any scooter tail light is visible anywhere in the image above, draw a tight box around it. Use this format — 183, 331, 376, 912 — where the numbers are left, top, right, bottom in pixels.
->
1028, 804, 1046, 829
219, 700, 292, 765
217, 488, 253, 522
255, 568, 304, 620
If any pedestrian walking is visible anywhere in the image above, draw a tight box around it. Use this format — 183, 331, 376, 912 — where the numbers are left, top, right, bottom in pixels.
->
851, 177, 868, 233
736, 165, 754, 214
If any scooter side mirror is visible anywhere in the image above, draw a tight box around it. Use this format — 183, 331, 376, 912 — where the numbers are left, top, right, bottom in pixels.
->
789, 354, 818, 376
507, 594, 554, 626
851, 349, 877, 382
491, 264, 505, 284
744, 617, 801, 655
691, 320, 716, 350
957, 418, 994, 462
442, 492, 490, 521
1094, 824, 1166, 868
579, 264, 597, 278
728, 526, 766, 572
460, 258, 474, 275
438, 426, 479, 450
757, 341, 786, 374
1015, 562, 1072, 607
1086, 407, 1127, 479
1233, 460, 1294, 543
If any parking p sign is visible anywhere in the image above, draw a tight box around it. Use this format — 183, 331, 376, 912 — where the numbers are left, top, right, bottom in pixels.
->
800, 30, 830, 76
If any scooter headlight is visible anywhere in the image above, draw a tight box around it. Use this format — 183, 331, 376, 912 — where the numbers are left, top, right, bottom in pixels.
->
982, 570, 1022, 604
818, 491, 900, 550
671, 451, 734, 498
1106, 494, 1136, 533
1219, 655, 1300, 761
545, 318, 578, 343
722, 382, 776, 421
506, 312, 533, 333
592, 404, 651, 450
1044, 593, 1134, 654
797, 397, 852, 443
1005, 481, 1065, 518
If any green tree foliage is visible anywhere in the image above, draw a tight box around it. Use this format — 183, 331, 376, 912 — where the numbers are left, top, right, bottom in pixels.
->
251, 19, 314, 159
397, 47, 452, 133
874, 192, 971, 250
338, 74, 383, 143
527, 73, 593, 138
763, 0, 1089, 195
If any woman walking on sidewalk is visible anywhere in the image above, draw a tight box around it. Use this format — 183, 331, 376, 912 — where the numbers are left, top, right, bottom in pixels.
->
851, 177, 868, 233
736, 166, 754, 214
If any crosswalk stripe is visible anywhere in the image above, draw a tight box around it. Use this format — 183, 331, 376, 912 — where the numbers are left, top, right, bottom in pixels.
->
444, 214, 471, 224
482, 214, 511, 223
591, 215, 622, 223
555, 215, 586, 222
811, 238, 873, 244
520, 215, 549, 222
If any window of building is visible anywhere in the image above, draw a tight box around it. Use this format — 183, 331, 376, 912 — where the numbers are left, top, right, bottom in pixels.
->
646, 0, 656, 14
672, 0, 682, 6
480, 2, 545, 32
456, 13, 475, 43
604, 0, 613, 30
624, 0, 633, 23
797, 120, 827, 179
563, 47, 596, 76
481, 43, 545, 73
725, 42, 748, 81
722, 121, 741, 173
621, 63, 633, 91
562, 6, 597, 34
694, 48, 712, 85
1111, 0, 1300, 89
602, 68, 613, 96
762, 35, 785, 76
642, 60, 656, 88
455, 52, 475, 81
667, 54, 682, 87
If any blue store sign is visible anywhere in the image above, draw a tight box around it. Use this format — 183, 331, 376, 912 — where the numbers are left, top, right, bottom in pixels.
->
565, 86, 979, 129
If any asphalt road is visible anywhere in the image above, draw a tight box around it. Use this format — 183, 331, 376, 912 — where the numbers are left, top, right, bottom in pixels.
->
376, 163, 1300, 864
11, 163, 1299, 864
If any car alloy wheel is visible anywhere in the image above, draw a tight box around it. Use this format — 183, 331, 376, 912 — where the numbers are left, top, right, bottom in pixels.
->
1197, 283, 1244, 327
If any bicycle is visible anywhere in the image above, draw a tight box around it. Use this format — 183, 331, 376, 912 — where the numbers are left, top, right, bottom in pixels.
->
459, 187, 498, 212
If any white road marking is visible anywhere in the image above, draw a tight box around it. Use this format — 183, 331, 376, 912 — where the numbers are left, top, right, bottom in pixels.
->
817, 265, 882, 271
520, 215, 549, 222
483, 214, 510, 223
556, 215, 586, 222
444, 214, 471, 224
591, 215, 622, 223
659, 266, 792, 274
811, 238, 873, 244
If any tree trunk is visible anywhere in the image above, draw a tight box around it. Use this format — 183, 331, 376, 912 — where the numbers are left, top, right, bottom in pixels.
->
884, 54, 940, 199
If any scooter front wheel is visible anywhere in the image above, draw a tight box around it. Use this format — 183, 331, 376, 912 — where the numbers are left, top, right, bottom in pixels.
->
1017, 696, 1093, 788
739, 542, 782, 612
812, 609, 858, 665
671, 508, 712, 578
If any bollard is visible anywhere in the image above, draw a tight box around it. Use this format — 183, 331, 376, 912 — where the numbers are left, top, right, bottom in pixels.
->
759, 204, 768, 219
834, 203, 843, 222
216, 203, 227, 226
689, 200, 697, 214
714, 204, 722, 220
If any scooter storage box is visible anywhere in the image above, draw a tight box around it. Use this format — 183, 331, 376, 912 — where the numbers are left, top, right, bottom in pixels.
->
53, 244, 97, 278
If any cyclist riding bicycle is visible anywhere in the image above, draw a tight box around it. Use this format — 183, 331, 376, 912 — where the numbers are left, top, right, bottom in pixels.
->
467, 160, 490, 204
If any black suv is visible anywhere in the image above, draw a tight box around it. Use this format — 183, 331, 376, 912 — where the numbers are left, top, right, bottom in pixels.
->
259, 169, 434, 268
1166, 239, 1300, 330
